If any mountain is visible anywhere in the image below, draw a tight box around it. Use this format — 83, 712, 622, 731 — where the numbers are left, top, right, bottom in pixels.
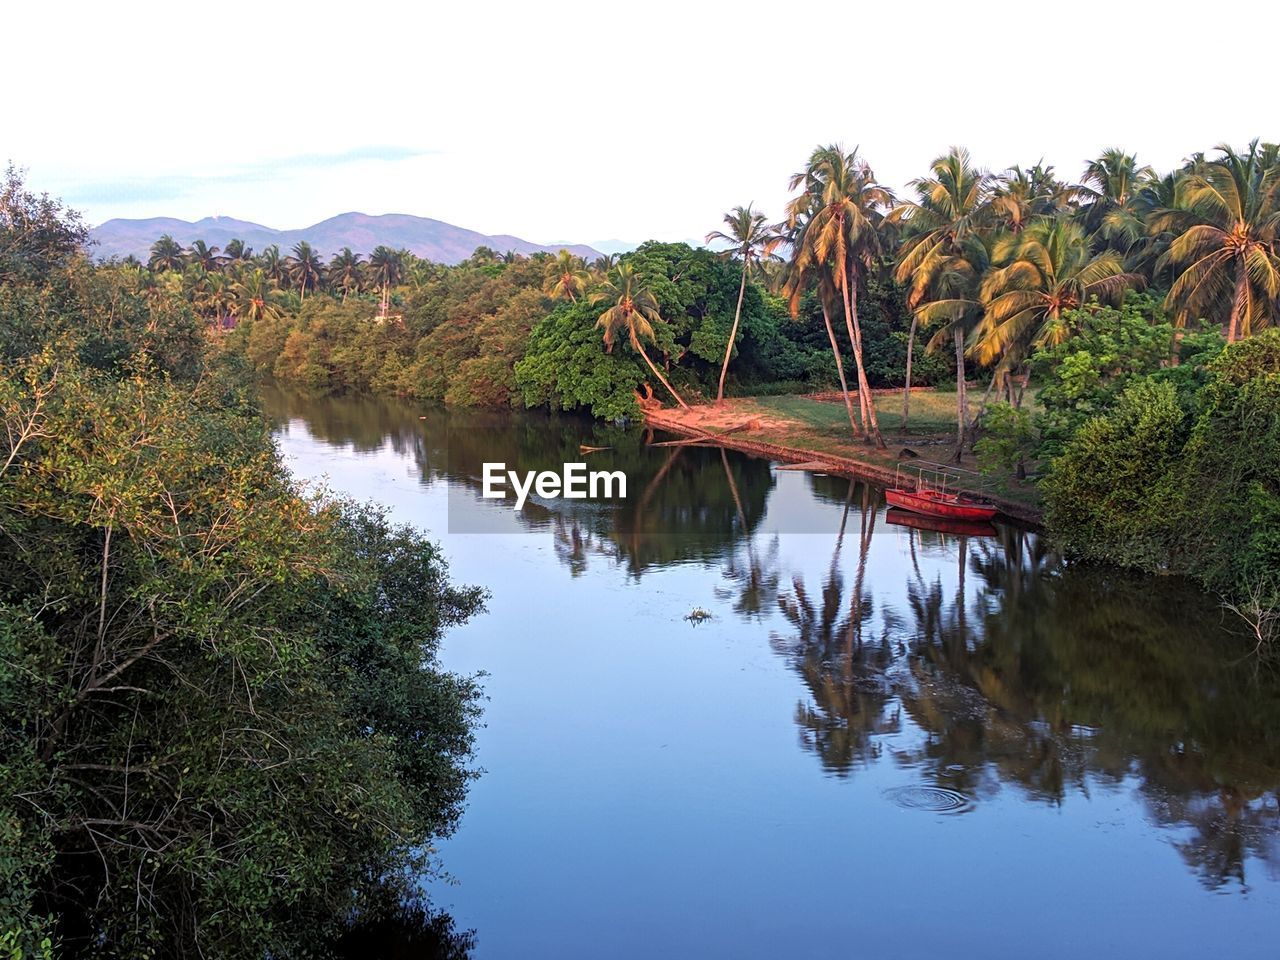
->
89, 212, 601, 264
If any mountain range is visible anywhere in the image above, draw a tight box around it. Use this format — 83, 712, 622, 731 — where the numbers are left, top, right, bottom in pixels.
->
88, 212, 606, 265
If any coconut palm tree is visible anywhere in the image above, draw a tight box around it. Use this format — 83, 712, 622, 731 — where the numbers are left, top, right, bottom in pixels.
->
990, 163, 1079, 235
592, 262, 688, 409
590, 253, 619, 278
148, 234, 184, 272
976, 217, 1144, 371
1163, 140, 1280, 342
327, 248, 365, 302
890, 148, 993, 448
258, 244, 286, 286
779, 239, 863, 440
1079, 149, 1155, 251
230, 267, 285, 323
542, 249, 589, 303
705, 204, 781, 403
788, 144, 894, 447
369, 245, 404, 318
223, 238, 253, 262
186, 239, 224, 272
287, 241, 323, 302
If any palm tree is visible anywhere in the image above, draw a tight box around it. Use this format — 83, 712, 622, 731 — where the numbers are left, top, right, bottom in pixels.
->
590, 253, 619, 278
1079, 149, 1155, 251
592, 262, 688, 409
230, 268, 285, 323
990, 163, 1078, 235
542, 249, 589, 303
976, 217, 1144, 371
788, 144, 894, 447
224, 238, 253, 262
259, 244, 286, 285
1163, 140, 1280, 342
369, 245, 404, 318
186, 239, 223, 272
890, 148, 993, 449
148, 234, 184, 272
327, 248, 365, 302
287, 241, 323, 301
705, 204, 781, 403
780, 242, 863, 439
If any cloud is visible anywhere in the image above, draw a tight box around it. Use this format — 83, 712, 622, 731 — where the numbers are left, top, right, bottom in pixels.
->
60, 145, 437, 206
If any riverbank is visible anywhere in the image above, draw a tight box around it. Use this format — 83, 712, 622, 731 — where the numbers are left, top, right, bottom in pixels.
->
645, 392, 1044, 525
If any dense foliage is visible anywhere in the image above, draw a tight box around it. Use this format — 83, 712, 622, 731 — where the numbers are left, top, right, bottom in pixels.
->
1043, 330, 1280, 611
1, 170, 485, 957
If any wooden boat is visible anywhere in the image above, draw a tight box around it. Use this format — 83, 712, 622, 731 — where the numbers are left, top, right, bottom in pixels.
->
885, 507, 997, 538
886, 459, 1000, 522
885, 487, 998, 522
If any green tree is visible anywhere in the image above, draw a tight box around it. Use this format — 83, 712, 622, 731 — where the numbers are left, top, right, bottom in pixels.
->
890, 148, 992, 450
542, 249, 588, 303
1164, 140, 1280, 342
147, 234, 184, 272
787, 145, 893, 447
592, 262, 687, 408
705, 204, 780, 403
288, 240, 324, 302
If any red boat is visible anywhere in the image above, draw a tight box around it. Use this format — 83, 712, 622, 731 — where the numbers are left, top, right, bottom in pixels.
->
886, 460, 1000, 522
885, 507, 997, 537
885, 487, 998, 522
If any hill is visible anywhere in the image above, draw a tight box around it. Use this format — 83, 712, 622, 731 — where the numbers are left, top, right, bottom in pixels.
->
90, 212, 601, 264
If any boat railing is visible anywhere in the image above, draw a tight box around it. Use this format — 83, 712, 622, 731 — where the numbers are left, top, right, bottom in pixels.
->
894, 459, 996, 496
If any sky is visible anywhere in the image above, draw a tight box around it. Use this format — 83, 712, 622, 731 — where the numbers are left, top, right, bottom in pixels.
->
6, 0, 1278, 245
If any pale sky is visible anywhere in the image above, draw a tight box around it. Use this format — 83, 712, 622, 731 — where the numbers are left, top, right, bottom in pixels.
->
7, 0, 1277, 245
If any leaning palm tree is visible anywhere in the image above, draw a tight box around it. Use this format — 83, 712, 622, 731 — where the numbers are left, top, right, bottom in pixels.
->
148, 234, 184, 272
369, 245, 404, 318
592, 262, 688, 409
327, 247, 365, 303
1163, 140, 1280, 342
287, 241, 324, 302
705, 204, 781, 403
542, 249, 589, 303
788, 144, 894, 447
779, 237, 863, 440
889, 148, 993, 447
976, 217, 1144, 372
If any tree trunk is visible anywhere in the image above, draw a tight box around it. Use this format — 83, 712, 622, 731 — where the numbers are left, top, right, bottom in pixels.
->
952, 327, 968, 463
902, 313, 917, 435
717, 258, 749, 404
1229, 260, 1246, 343
635, 337, 689, 409
821, 299, 863, 439
840, 259, 886, 448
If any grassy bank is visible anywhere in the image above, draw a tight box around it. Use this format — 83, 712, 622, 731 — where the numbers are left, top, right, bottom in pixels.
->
646, 389, 1043, 522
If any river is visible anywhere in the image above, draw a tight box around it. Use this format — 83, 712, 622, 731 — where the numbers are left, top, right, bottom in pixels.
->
263, 388, 1280, 960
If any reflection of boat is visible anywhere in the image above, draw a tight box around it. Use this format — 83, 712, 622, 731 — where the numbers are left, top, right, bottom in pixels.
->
887, 460, 1000, 522
885, 507, 997, 538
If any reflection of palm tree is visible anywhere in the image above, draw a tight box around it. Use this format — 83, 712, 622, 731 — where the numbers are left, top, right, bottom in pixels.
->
772, 483, 897, 775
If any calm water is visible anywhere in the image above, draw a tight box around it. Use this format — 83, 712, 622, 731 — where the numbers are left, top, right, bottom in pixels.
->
264, 388, 1280, 960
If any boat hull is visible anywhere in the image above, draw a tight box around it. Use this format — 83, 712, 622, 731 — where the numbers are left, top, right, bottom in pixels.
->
885, 488, 999, 522
885, 507, 997, 538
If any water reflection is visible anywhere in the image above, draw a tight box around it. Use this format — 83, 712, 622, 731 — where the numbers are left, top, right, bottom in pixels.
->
264, 388, 1280, 919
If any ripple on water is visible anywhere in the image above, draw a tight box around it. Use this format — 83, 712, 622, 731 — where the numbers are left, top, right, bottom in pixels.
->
883, 785, 974, 815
